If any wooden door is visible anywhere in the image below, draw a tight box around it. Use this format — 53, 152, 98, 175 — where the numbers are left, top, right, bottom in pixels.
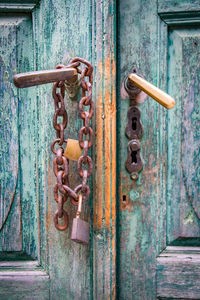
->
0, 0, 199, 299
117, 0, 200, 299
0, 1, 94, 299
0, 0, 116, 299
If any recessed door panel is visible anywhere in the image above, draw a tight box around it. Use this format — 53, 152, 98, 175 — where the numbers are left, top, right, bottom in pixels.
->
167, 27, 200, 245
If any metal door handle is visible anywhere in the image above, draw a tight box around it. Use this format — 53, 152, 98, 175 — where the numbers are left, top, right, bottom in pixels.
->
126, 73, 175, 109
13, 67, 77, 88
124, 69, 175, 180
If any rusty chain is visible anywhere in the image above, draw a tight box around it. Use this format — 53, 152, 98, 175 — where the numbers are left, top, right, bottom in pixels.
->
51, 58, 94, 231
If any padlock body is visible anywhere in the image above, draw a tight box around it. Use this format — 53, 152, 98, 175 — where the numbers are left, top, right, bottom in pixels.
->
64, 139, 82, 161
71, 217, 89, 245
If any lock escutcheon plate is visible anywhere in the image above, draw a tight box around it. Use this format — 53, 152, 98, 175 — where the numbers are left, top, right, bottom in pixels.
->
125, 139, 143, 174
125, 106, 143, 140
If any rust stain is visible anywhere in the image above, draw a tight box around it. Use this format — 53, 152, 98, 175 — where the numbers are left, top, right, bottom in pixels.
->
95, 91, 104, 229
93, 10, 117, 297
95, 52, 116, 230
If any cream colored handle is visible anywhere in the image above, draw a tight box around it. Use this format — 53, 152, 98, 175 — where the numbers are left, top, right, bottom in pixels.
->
128, 73, 175, 109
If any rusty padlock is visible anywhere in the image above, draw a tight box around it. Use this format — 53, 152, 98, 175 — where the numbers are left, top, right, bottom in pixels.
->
71, 194, 90, 245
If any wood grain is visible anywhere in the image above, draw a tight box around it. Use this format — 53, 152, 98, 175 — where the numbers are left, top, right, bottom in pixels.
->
158, 0, 200, 13
1, 1, 199, 299
92, 0, 117, 298
0, 270, 49, 300
117, 1, 200, 299
32, 0, 94, 298
117, 0, 166, 298
157, 247, 200, 299
1, 1, 93, 299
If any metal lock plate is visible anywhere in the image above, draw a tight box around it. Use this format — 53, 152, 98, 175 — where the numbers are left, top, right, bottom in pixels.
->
71, 217, 90, 245
125, 139, 143, 174
125, 106, 143, 140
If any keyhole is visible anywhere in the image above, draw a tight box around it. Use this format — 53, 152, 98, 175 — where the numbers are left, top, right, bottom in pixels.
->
132, 117, 137, 131
131, 151, 137, 163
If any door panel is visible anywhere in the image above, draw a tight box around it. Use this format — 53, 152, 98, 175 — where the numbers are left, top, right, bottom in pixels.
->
117, 0, 200, 299
0, 4, 50, 299
167, 26, 200, 244
0, 16, 20, 250
0, 12, 41, 257
0, 0, 93, 299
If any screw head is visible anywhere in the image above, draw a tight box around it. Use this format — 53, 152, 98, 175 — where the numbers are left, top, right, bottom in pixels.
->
130, 172, 138, 181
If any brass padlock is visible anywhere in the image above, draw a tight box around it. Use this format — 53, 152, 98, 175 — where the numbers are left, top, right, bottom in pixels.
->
71, 194, 90, 245
64, 139, 82, 161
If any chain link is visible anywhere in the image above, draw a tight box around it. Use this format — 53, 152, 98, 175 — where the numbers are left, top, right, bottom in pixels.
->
51, 58, 93, 230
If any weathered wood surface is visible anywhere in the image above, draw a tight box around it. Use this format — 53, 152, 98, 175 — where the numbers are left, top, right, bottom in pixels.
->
0, 1, 39, 13
157, 247, 200, 299
167, 26, 200, 244
0, 17, 20, 250
118, 0, 200, 299
0, 270, 49, 300
1, 0, 199, 299
1, 0, 117, 299
32, 0, 94, 298
0, 0, 92, 299
0, 14, 39, 258
92, 0, 117, 299
118, 0, 166, 299
158, 0, 200, 13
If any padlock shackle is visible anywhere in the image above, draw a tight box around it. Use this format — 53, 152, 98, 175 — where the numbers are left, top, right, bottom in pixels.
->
77, 194, 83, 218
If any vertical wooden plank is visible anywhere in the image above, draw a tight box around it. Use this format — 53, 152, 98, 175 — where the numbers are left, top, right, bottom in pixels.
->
92, 0, 116, 299
167, 27, 200, 243
0, 14, 38, 257
0, 17, 21, 251
17, 15, 39, 259
117, 0, 167, 299
32, 0, 93, 298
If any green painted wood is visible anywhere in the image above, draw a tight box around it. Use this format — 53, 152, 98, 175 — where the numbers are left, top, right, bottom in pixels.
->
159, 12, 200, 26
0, 13, 39, 258
0, 0, 93, 299
157, 247, 200, 299
117, 1, 166, 299
32, 0, 93, 299
17, 14, 39, 260
0, 270, 49, 300
158, 0, 200, 13
167, 27, 200, 244
92, 0, 117, 299
117, 0, 200, 299
1, 0, 199, 299
0, 16, 20, 251
0, 1, 39, 13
